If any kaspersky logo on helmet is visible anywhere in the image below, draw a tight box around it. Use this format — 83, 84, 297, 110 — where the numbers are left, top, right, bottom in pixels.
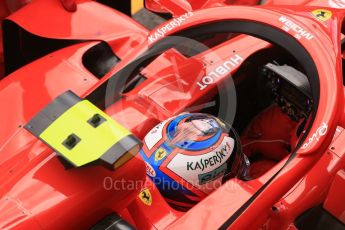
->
186, 142, 231, 172
166, 136, 235, 188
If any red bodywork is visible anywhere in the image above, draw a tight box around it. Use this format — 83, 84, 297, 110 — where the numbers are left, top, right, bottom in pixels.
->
0, 0, 345, 229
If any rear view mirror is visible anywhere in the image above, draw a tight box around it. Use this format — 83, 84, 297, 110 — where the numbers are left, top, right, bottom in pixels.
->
144, 0, 192, 16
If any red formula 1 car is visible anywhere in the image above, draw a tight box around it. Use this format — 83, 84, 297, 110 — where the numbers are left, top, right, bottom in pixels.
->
0, 0, 345, 229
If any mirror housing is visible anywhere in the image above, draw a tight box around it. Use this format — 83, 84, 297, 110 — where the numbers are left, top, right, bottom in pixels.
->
144, 0, 192, 16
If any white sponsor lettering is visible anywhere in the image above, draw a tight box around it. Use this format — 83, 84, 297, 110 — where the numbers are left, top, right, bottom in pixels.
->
148, 12, 194, 43
302, 122, 328, 149
197, 54, 244, 90
279, 16, 314, 40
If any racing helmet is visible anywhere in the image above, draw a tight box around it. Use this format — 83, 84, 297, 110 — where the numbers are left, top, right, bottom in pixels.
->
140, 113, 249, 211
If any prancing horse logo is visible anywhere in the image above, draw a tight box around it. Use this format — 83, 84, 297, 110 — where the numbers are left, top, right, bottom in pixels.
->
139, 188, 152, 206
311, 9, 332, 22
155, 148, 167, 161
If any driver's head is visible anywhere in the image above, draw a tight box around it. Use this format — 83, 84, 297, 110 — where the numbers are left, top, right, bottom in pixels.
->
139, 113, 249, 211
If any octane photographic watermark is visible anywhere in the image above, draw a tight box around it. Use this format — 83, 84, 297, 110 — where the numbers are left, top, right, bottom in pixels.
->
103, 176, 241, 193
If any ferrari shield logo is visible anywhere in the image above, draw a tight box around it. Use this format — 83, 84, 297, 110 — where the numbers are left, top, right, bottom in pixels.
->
139, 188, 152, 206
154, 148, 167, 161
312, 9, 332, 22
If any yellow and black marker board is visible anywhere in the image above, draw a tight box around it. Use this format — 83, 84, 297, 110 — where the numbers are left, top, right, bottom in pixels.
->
25, 91, 141, 169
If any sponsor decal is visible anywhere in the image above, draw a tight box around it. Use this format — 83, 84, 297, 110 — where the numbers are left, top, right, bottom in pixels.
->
155, 147, 168, 161
144, 120, 168, 150
148, 12, 194, 43
329, 0, 345, 8
167, 137, 234, 187
186, 142, 230, 172
312, 9, 332, 22
197, 54, 244, 90
279, 16, 314, 41
145, 162, 156, 177
198, 163, 227, 185
139, 188, 152, 206
302, 122, 328, 149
